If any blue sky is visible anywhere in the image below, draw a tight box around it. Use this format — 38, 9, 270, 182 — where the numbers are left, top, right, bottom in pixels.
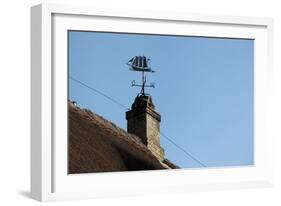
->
68, 31, 254, 169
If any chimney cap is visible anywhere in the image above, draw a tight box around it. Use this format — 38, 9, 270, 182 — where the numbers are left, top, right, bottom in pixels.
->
131, 94, 155, 110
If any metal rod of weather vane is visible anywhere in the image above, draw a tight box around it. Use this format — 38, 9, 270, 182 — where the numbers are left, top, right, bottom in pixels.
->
141, 70, 145, 95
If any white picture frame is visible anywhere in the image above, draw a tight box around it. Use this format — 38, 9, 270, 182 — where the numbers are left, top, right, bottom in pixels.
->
31, 3, 274, 202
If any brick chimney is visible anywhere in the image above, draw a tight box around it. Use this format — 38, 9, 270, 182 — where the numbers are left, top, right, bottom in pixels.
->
126, 94, 164, 161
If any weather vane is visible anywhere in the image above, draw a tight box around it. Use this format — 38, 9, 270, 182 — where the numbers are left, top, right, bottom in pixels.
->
126, 56, 155, 96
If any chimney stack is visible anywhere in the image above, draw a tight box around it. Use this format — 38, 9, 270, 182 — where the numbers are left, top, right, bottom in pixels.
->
126, 94, 164, 161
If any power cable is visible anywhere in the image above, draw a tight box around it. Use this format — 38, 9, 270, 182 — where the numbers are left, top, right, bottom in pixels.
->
69, 76, 130, 111
70, 76, 207, 167
160, 132, 207, 167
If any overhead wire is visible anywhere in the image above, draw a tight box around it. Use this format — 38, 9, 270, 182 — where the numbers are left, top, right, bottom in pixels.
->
70, 76, 207, 167
70, 76, 130, 111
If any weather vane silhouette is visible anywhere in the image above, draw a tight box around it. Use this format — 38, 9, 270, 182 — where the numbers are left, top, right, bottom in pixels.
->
126, 56, 155, 96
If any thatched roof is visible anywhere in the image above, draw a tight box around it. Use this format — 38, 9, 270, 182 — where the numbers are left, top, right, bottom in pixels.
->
68, 102, 178, 174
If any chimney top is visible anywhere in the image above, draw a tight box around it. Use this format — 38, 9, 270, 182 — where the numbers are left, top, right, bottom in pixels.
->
131, 94, 155, 110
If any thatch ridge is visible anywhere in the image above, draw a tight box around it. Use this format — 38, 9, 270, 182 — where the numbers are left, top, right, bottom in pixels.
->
68, 102, 175, 174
